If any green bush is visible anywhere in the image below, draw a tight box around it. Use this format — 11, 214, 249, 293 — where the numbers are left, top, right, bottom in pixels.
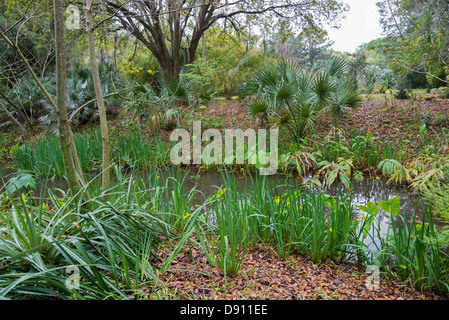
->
241, 58, 362, 141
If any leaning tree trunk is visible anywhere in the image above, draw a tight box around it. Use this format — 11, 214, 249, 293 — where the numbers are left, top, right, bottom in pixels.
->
86, 0, 111, 197
54, 0, 83, 197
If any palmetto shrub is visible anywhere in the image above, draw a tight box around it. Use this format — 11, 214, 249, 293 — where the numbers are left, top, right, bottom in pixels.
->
39, 61, 122, 128
241, 58, 362, 141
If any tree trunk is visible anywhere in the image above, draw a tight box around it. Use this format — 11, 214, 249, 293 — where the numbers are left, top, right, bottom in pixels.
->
54, 0, 83, 197
0, 1, 84, 196
86, 0, 111, 197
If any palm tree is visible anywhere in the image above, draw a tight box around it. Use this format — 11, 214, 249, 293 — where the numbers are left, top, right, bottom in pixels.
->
242, 58, 362, 142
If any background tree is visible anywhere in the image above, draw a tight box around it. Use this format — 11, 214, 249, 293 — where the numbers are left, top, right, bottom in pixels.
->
293, 25, 334, 68
53, 0, 83, 196
0, 0, 85, 196
377, 0, 449, 88
86, 0, 111, 195
103, 0, 348, 81
0, 0, 55, 129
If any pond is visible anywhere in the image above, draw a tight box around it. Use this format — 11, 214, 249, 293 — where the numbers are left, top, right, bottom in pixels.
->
181, 170, 423, 252
1, 164, 424, 253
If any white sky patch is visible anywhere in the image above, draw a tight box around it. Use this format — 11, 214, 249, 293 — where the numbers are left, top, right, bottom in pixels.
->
326, 0, 383, 53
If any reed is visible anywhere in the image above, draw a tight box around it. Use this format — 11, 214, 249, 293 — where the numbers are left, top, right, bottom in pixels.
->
385, 203, 449, 294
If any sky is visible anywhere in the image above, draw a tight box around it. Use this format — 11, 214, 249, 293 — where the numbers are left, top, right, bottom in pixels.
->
325, 0, 384, 53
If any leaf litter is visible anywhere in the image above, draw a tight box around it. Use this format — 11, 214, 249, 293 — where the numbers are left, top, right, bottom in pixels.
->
155, 242, 444, 300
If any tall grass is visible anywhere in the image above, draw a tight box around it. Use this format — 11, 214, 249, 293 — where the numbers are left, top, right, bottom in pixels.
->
74, 131, 103, 172
12, 129, 173, 178
13, 135, 64, 178
114, 130, 172, 169
0, 168, 201, 300
193, 172, 357, 277
384, 204, 449, 294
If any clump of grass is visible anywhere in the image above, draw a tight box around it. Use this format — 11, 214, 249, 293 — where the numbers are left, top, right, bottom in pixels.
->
114, 129, 172, 169
384, 203, 449, 295
11, 129, 174, 178
0, 168, 201, 300
74, 131, 103, 172
13, 135, 64, 178
194, 171, 357, 277
193, 173, 250, 276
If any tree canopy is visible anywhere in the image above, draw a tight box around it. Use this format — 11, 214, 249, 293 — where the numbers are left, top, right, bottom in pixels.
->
104, 0, 349, 80
377, 0, 449, 87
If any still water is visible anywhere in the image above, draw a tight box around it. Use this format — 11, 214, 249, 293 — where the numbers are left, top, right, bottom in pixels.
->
1, 164, 424, 252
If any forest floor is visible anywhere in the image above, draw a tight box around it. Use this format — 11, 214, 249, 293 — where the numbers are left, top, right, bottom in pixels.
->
152, 242, 444, 300
2, 92, 449, 157
197, 93, 449, 149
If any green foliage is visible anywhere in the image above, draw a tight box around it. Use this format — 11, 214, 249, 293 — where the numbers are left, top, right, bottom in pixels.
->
377, 0, 448, 89
40, 61, 122, 127
6, 75, 51, 120
319, 158, 353, 190
387, 204, 449, 294
4, 173, 36, 194
0, 8, 55, 86
12, 128, 173, 178
2, 61, 122, 128
13, 135, 65, 178
194, 173, 357, 268
114, 129, 172, 169
241, 58, 361, 141
184, 58, 218, 106
0, 167, 212, 299
378, 159, 411, 184
395, 88, 409, 100
422, 182, 449, 221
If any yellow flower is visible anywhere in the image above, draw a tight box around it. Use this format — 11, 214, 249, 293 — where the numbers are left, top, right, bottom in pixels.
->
195, 205, 200, 208
156, 176, 160, 180
339, 202, 344, 205
362, 216, 366, 221
274, 197, 280, 205
329, 228, 333, 232
184, 212, 192, 219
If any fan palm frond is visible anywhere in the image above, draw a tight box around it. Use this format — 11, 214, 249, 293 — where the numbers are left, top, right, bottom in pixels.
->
248, 98, 269, 117
242, 57, 361, 141
324, 57, 349, 77
329, 85, 362, 118
311, 72, 336, 107
268, 110, 293, 129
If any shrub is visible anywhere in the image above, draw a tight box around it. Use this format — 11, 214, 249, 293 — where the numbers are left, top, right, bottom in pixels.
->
241, 58, 362, 141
